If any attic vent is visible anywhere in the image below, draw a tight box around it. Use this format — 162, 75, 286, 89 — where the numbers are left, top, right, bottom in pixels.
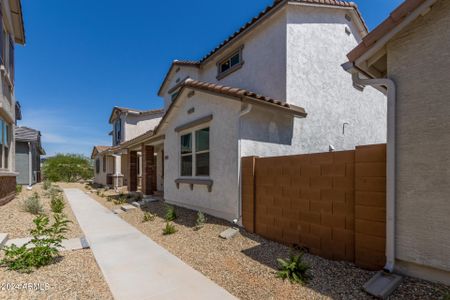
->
175, 67, 181, 73
345, 14, 352, 21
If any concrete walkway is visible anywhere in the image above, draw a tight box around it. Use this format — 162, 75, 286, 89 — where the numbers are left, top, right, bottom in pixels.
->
64, 189, 235, 300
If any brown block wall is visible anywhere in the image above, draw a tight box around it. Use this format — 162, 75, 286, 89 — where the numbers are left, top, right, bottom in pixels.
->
0, 175, 16, 206
354, 144, 387, 270
241, 144, 387, 270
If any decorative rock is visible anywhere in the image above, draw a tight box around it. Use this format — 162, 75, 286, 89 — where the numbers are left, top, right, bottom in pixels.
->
121, 204, 137, 212
0, 233, 8, 248
80, 236, 90, 249
219, 227, 239, 240
113, 208, 123, 214
131, 201, 143, 208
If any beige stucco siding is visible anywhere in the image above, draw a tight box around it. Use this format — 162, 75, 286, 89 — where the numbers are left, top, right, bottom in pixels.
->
387, 0, 450, 277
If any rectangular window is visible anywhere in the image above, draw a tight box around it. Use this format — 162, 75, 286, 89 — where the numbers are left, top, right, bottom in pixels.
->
180, 133, 192, 176
114, 119, 122, 145
217, 47, 244, 79
103, 156, 106, 172
95, 159, 100, 174
195, 128, 209, 176
180, 127, 210, 177
0, 118, 10, 169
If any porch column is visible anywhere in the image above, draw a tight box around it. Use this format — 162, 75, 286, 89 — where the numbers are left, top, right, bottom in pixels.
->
128, 151, 138, 192
141, 144, 156, 196
113, 154, 121, 190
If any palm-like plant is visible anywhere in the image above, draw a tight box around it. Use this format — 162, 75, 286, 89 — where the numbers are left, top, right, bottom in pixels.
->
276, 253, 311, 284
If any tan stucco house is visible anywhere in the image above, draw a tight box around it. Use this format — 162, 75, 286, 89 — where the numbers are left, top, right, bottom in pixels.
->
343, 0, 450, 285
0, 0, 25, 206
92, 107, 163, 188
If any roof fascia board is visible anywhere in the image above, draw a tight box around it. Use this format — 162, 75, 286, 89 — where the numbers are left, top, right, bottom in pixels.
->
354, 0, 436, 68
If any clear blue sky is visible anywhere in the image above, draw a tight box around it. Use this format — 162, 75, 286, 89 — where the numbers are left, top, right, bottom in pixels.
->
16, 0, 403, 157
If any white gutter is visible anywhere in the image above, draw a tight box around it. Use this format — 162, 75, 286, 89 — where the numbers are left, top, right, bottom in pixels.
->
28, 142, 32, 187
343, 63, 397, 273
236, 104, 253, 225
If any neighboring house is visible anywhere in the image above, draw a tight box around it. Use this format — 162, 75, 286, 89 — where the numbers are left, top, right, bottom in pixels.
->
15, 126, 45, 186
92, 107, 163, 187
0, 0, 26, 206
343, 0, 450, 285
107, 0, 387, 221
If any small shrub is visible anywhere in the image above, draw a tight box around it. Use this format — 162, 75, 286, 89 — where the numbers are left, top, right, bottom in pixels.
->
162, 222, 177, 235
22, 193, 44, 215
50, 195, 65, 214
276, 253, 311, 285
100, 192, 106, 198
443, 293, 450, 300
195, 211, 207, 230
142, 212, 155, 223
45, 187, 62, 199
113, 195, 127, 205
165, 205, 176, 221
43, 180, 52, 190
16, 185, 23, 194
0, 214, 71, 273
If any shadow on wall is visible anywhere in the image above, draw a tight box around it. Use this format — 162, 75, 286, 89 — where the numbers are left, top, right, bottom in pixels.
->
240, 107, 295, 145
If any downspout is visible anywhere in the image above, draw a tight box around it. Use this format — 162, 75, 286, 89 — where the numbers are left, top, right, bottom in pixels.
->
28, 142, 32, 187
349, 68, 397, 273
236, 104, 253, 225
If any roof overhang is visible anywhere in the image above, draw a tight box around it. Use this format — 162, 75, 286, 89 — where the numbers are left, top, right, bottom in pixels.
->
346, 0, 437, 78
9, 0, 25, 45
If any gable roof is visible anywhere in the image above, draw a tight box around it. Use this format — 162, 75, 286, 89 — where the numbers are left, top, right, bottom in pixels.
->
121, 79, 307, 150
15, 126, 40, 142
158, 0, 367, 96
91, 145, 111, 159
15, 126, 45, 155
108, 106, 164, 124
347, 0, 435, 63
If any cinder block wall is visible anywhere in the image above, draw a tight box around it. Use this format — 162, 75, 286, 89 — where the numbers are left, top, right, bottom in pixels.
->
242, 144, 386, 270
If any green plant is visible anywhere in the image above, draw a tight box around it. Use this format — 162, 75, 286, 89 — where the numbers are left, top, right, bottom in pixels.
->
443, 292, 450, 300
142, 212, 155, 223
43, 180, 52, 190
195, 211, 207, 230
16, 185, 23, 193
162, 222, 177, 235
113, 195, 127, 205
45, 186, 62, 199
0, 214, 71, 273
22, 193, 44, 215
165, 205, 176, 221
50, 194, 65, 214
42, 154, 93, 182
276, 253, 311, 285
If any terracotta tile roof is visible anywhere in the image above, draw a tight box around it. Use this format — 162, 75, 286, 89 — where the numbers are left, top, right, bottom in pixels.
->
198, 0, 367, 64
109, 106, 164, 123
181, 79, 306, 116
347, 0, 429, 62
91, 145, 111, 159
172, 60, 200, 66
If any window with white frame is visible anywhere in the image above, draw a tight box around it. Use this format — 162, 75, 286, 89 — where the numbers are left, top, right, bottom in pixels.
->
0, 117, 11, 170
180, 127, 209, 177
217, 46, 244, 80
114, 119, 122, 145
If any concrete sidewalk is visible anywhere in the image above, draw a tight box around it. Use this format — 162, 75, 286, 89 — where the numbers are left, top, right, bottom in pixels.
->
64, 188, 236, 300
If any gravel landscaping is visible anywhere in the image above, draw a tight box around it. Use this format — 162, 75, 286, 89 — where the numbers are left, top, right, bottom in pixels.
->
0, 183, 113, 300
74, 183, 450, 300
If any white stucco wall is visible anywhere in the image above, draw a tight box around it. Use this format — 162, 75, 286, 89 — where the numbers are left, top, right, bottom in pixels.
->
124, 113, 162, 141
285, 5, 387, 154
162, 90, 242, 221
386, 0, 450, 284
160, 66, 200, 110
93, 154, 114, 186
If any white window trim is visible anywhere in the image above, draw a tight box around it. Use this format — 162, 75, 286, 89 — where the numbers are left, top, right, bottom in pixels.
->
0, 118, 11, 171
179, 125, 210, 179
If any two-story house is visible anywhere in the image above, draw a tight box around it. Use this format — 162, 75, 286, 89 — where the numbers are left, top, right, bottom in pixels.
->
0, 0, 25, 206
116, 0, 388, 222
92, 106, 163, 188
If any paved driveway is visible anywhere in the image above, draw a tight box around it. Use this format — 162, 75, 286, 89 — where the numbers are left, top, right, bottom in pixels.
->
64, 188, 236, 300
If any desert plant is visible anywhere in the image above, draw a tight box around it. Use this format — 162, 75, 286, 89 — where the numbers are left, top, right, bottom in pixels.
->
165, 205, 176, 221
43, 180, 52, 190
113, 195, 127, 205
276, 253, 311, 285
0, 214, 71, 273
162, 222, 177, 235
142, 212, 155, 223
45, 186, 62, 199
443, 292, 450, 300
16, 185, 23, 194
22, 193, 44, 215
50, 194, 65, 214
195, 211, 207, 230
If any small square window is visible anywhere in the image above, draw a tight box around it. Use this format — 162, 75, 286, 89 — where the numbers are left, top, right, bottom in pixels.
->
217, 46, 244, 80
